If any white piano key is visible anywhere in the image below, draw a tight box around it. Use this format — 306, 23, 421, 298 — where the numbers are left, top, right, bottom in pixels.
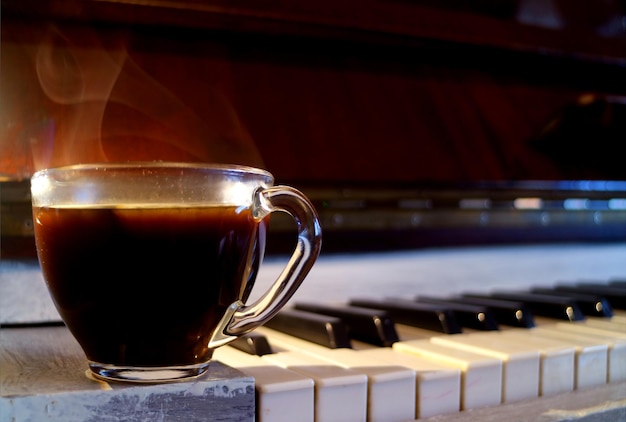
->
397, 322, 574, 400
257, 327, 416, 422
395, 323, 458, 341
356, 348, 461, 419
556, 321, 626, 340
398, 321, 575, 398
546, 323, 626, 383
261, 350, 368, 422
481, 331, 576, 396
582, 316, 626, 331
429, 332, 540, 402
502, 328, 608, 389
609, 313, 626, 324
212, 346, 315, 422
530, 327, 610, 388
392, 339, 502, 410
532, 316, 625, 382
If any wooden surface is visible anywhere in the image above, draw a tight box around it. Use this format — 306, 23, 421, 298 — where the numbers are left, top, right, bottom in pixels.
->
0, 327, 255, 421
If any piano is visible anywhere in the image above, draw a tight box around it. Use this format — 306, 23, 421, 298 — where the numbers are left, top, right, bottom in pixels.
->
2, 245, 626, 421
1, 1, 626, 421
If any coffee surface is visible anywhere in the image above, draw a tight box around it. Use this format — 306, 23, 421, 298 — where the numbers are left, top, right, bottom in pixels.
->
33, 205, 264, 366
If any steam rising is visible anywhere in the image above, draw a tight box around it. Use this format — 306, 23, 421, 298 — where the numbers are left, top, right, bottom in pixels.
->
2, 25, 264, 176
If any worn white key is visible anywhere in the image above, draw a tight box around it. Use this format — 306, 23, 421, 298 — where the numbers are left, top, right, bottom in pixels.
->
357, 348, 461, 419
547, 323, 626, 383
611, 315, 626, 324
213, 346, 314, 422
533, 316, 624, 382
399, 321, 574, 397
483, 331, 576, 396
582, 316, 626, 331
393, 339, 502, 410
557, 322, 626, 340
534, 315, 624, 332
503, 328, 608, 389
262, 350, 368, 422
397, 323, 569, 401
605, 311, 626, 323
257, 327, 416, 422
429, 332, 540, 402
394, 323, 451, 341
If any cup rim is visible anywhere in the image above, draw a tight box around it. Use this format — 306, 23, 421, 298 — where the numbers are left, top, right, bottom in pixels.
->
31, 162, 274, 180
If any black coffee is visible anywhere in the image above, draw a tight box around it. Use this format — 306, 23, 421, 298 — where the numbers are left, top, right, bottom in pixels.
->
33, 205, 266, 367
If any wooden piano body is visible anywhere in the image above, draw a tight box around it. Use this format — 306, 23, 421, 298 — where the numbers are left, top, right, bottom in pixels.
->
2, 0, 626, 184
2, 0, 626, 256
1, 1, 626, 420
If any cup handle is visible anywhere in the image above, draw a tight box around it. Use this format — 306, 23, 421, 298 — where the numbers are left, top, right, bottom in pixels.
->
208, 185, 322, 348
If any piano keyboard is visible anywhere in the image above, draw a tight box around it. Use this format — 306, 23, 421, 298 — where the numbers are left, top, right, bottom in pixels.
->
214, 279, 626, 422
2, 243, 624, 421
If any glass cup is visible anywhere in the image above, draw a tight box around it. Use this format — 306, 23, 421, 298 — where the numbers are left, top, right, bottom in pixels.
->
30, 162, 322, 383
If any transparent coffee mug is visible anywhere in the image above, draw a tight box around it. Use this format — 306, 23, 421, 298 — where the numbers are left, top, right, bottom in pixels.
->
30, 162, 322, 383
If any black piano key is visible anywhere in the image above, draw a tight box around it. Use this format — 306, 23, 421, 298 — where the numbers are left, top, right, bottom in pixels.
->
462, 291, 586, 321
554, 283, 626, 310
264, 308, 353, 349
431, 296, 535, 328
412, 297, 499, 331
349, 298, 462, 334
529, 287, 614, 318
230, 332, 273, 356
294, 302, 399, 347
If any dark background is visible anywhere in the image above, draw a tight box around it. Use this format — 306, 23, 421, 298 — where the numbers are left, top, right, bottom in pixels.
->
2, 0, 625, 255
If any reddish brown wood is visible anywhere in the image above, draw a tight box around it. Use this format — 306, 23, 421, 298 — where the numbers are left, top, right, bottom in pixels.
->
2, 1, 624, 182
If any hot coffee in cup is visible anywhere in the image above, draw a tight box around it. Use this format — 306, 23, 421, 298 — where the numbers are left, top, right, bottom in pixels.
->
31, 162, 321, 383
